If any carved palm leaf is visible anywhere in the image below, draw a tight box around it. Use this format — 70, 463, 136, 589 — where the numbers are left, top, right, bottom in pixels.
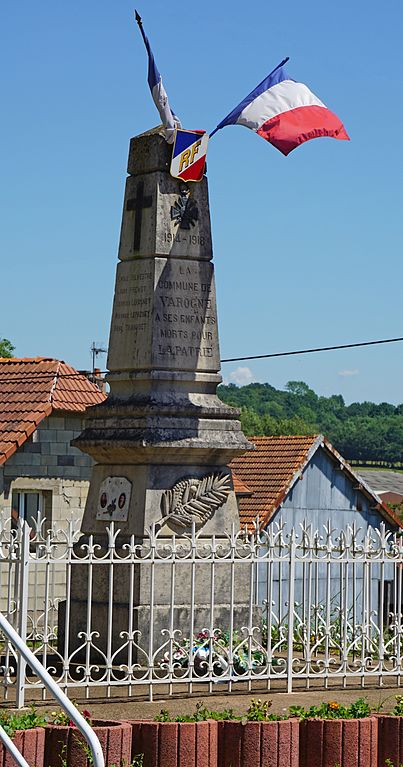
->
161, 473, 231, 531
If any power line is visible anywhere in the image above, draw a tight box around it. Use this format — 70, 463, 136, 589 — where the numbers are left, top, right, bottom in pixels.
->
220, 336, 403, 363
0, 335, 402, 384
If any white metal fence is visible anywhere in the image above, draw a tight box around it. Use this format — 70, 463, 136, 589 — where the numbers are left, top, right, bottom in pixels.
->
1, 515, 403, 706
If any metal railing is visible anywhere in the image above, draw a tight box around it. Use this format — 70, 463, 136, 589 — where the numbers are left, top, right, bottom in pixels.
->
0, 524, 105, 767
1, 514, 403, 705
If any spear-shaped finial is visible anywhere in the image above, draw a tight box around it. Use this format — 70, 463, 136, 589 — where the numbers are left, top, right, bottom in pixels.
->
134, 9, 147, 46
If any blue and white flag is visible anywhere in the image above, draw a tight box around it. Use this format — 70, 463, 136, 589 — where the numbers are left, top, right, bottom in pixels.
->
135, 11, 181, 144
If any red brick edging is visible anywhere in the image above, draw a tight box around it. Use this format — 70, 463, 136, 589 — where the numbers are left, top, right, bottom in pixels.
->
218, 719, 299, 767
377, 715, 403, 767
130, 720, 218, 767
299, 717, 378, 767
0, 727, 45, 767
130, 719, 298, 767
44, 719, 131, 767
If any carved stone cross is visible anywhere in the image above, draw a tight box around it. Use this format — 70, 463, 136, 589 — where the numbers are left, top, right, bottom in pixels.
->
126, 180, 152, 251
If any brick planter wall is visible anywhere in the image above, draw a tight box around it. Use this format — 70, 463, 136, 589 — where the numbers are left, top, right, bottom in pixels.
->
130, 720, 218, 767
218, 719, 299, 767
44, 719, 131, 767
0, 727, 45, 767
299, 717, 378, 767
377, 715, 403, 767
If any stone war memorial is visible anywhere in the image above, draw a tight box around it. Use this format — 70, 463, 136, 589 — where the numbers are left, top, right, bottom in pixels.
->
60, 126, 253, 664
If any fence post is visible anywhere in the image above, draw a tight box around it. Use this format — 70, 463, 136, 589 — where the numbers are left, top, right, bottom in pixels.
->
16, 521, 30, 709
286, 528, 296, 694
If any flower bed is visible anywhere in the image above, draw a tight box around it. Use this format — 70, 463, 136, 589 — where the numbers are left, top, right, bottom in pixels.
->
0, 709, 46, 767
291, 699, 377, 767
129, 700, 296, 767
4, 696, 403, 766
44, 719, 132, 767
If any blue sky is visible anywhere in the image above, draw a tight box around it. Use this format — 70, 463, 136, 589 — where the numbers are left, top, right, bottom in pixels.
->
1, 0, 402, 403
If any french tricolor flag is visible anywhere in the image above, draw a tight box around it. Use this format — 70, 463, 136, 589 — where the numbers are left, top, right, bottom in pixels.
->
210, 58, 349, 156
135, 11, 181, 144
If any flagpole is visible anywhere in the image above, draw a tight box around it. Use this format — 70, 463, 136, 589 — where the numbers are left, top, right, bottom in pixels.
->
209, 56, 290, 138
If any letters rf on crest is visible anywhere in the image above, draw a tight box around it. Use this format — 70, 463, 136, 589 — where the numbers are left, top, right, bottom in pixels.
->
170, 130, 208, 183
178, 140, 202, 173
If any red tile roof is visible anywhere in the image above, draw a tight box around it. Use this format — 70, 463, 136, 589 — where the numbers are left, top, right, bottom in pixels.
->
230, 435, 319, 528
232, 474, 253, 496
230, 435, 401, 530
0, 357, 106, 465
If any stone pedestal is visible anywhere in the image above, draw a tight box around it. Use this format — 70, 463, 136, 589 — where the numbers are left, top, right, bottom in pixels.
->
63, 127, 254, 663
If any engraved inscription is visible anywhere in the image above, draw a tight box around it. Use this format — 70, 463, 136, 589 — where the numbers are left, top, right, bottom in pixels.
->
108, 260, 154, 370
163, 233, 205, 246
109, 259, 220, 372
152, 260, 219, 370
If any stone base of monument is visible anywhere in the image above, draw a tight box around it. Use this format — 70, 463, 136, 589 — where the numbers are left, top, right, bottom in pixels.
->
81, 464, 241, 537
58, 536, 261, 668
58, 600, 261, 669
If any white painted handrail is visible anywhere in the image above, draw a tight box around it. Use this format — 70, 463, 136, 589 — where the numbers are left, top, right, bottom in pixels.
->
0, 610, 105, 767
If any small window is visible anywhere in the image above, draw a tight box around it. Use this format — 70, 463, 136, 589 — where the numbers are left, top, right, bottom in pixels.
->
11, 490, 52, 533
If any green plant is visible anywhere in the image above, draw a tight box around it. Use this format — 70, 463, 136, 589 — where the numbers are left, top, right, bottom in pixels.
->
371, 694, 394, 713
392, 696, 403, 716
77, 735, 94, 766
348, 697, 371, 718
245, 699, 281, 722
288, 697, 370, 720
0, 705, 46, 736
58, 741, 68, 767
155, 698, 284, 723
49, 707, 92, 726
384, 759, 403, 767
155, 701, 236, 722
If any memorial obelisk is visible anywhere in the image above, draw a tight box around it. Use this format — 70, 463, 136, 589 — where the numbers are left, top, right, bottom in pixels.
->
74, 127, 252, 536
62, 128, 253, 660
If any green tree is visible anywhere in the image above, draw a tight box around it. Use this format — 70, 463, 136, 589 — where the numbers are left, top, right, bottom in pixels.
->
0, 338, 15, 358
240, 407, 264, 435
285, 381, 314, 397
218, 379, 403, 465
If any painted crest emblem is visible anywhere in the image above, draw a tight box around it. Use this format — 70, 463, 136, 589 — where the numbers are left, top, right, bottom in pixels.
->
170, 129, 209, 183
96, 476, 132, 522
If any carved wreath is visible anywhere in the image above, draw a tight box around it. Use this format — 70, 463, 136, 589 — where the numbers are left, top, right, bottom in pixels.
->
160, 473, 231, 531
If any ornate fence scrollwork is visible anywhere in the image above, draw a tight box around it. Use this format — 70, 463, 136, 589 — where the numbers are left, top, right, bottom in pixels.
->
2, 511, 403, 704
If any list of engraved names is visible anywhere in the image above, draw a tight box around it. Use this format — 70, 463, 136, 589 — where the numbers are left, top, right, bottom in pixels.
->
108, 261, 153, 369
